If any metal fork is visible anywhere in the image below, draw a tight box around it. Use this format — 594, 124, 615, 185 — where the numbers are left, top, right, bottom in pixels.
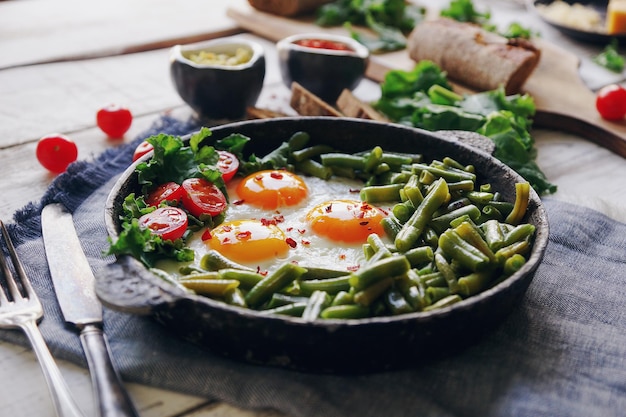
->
0, 220, 85, 417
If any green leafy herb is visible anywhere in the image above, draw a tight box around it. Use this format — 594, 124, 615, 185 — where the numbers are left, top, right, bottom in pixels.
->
315, 0, 425, 52
373, 62, 556, 195
593, 39, 625, 73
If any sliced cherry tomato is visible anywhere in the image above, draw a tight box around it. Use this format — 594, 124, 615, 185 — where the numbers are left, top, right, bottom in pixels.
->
181, 178, 227, 218
139, 206, 188, 241
96, 104, 133, 138
217, 150, 239, 182
36, 134, 78, 173
133, 141, 153, 162
146, 182, 185, 206
596, 84, 626, 120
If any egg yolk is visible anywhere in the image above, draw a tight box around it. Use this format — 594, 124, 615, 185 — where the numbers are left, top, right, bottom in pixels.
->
236, 170, 308, 210
305, 200, 387, 244
205, 220, 290, 263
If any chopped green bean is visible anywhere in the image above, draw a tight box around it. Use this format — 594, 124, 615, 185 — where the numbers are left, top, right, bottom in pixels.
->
298, 275, 352, 296
245, 263, 308, 308
360, 183, 404, 203
320, 304, 370, 319
348, 255, 411, 291
302, 290, 332, 320
180, 279, 239, 297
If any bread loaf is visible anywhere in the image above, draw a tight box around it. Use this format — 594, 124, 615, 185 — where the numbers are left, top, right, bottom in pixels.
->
247, 0, 333, 17
407, 18, 540, 94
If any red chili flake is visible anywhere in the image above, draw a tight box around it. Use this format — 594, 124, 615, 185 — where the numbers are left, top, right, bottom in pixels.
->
357, 211, 365, 219
222, 225, 232, 232
286, 237, 297, 248
233, 199, 245, 205
256, 266, 269, 276
359, 221, 369, 226
301, 239, 311, 246
260, 218, 277, 226
201, 229, 212, 241
297, 228, 306, 234
270, 171, 283, 179
273, 214, 285, 223
347, 265, 360, 272
325, 203, 333, 213
255, 175, 263, 181
349, 188, 360, 193
339, 254, 346, 260
236, 231, 252, 241
222, 237, 231, 243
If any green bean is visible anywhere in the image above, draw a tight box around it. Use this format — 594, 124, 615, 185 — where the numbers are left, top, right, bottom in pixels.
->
481, 205, 504, 221
291, 145, 334, 162
422, 294, 463, 311
200, 250, 255, 272
348, 255, 411, 291
260, 302, 307, 317
495, 240, 530, 265
503, 254, 527, 276
487, 201, 514, 217
298, 275, 352, 296
442, 156, 466, 170
223, 288, 247, 308
245, 263, 308, 308
329, 165, 357, 179
505, 182, 530, 225
287, 131, 310, 151
179, 271, 220, 281
364, 146, 383, 172
503, 224, 536, 247
439, 230, 491, 273
480, 183, 492, 193
411, 163, 476, 183
423, 227, 439, 247
381, 216, 402, 239
454, 221, 496, 262
404, 246, 434, 268
295, 159, 333, 180
178, 264, 207, 275
419, 169, 437, 185
384, 287, 414, 315
320, 304, 370, 319
149, 268, 192, 293
395, 178, 449, 252
482, 219, 505, 252
434, 253, 461, 294
265, 293, 310, 309
467, 191, 495, 205
458, 271, 494, 297
217, 268, 265, 290
301, 266, 349, 280
430, 204, 481, 233
331, 290, 354, 306
360, 183, 404, 203
425, 274, 448, 288
354, 276, 395, 306
302, 290, 332, 320
426, 286, 450, 303
367, 233, 389, 253
180, 279, 239, 297
447, 180, 475, 192
392, 201, 415, 223
320, 153, 366, 170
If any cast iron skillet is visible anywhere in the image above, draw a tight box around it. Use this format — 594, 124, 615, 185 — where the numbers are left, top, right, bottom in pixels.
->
98, 117, 549, 374
529, 0, 625, 44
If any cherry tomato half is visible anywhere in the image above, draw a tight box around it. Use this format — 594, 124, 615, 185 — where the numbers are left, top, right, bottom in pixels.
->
133, 141, 153, 162
181, 178, 227, 218
139, 206, 188, 241
36, 134, 78, 173
146, 182, 185, 206
217, 150, 239, 183
96, 104, 133, 138
596, 84, 626, 120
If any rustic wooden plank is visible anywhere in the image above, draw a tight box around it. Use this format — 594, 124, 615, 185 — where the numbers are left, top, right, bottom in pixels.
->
0, 0, 242, 69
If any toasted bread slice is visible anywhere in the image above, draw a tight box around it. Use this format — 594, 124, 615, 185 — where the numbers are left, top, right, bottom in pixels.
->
290, 82, 344, 117
336, 89, 388, 121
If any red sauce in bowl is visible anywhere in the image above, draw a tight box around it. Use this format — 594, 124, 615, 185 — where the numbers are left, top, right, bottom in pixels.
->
294, 39, 354, 51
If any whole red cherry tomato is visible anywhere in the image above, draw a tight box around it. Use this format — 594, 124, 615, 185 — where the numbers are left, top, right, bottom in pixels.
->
96, 104, 133, 138
217, 150, 239, 182
36, 134, 78, 173
139, 206, 188, 241
181, 178, 227, 218
133, 141, 153, 162
596, 84, 626, 120
146, 182, 185, 206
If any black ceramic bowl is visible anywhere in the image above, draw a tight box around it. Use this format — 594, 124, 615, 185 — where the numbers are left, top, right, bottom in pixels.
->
277, 33, 369, 103
170, 37, 266, 119
100, 117, 549, 374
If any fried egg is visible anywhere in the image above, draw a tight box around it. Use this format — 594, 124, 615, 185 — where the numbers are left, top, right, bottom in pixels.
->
181, 170, 393, 274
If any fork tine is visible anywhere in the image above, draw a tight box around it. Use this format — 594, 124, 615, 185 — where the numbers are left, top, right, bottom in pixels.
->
0, 220, 27, 301
0, 220, 33, 300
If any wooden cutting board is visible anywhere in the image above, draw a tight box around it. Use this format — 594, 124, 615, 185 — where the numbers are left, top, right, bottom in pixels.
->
227, 2, 626, 158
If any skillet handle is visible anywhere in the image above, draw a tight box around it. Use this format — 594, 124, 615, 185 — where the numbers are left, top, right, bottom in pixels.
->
96, 256, 188, 315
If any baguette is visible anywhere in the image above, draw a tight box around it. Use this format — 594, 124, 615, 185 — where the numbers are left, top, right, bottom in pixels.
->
407, 18, 540, 94
247, 0, 333, 17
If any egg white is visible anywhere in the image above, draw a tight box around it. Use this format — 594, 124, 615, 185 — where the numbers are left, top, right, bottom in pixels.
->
157, 174, 394, 276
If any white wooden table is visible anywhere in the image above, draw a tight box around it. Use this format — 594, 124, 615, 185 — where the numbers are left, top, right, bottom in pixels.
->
1, 1, 625, 416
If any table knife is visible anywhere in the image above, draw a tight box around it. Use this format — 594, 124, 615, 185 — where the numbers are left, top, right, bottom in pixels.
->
41, 203, 139, 417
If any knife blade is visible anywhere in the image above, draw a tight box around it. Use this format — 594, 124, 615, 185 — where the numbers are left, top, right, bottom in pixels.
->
41, 203, 139, 417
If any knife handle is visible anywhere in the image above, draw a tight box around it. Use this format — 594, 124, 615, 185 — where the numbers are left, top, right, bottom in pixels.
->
79, 324, 140, 417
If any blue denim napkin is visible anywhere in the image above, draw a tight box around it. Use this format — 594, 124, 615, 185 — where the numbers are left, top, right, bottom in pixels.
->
2, 115, 625, 417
